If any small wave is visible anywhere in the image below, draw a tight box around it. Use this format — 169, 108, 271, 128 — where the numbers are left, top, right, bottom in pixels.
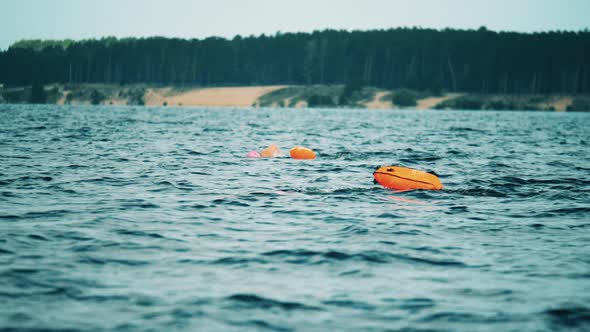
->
545, 306, 590, 329
420, 311, 509, 323
182, 149, 207, 156
66, 164, 88, 169
230, 319, 293, 332
487, 161, 512, 168
497, 176, 528, 185
0, 248, 15, 255
211, 198, 250, 207
336, 225, 369, 236
202, 127, 229, 132
392, 253, 466, 267
176, 203, 209, 211
4, 175, 53, 183
262, 249, 466, 266
447, 205, 469, 213
3, 155, 32, 159
23, 125, 48, 130
315, 167, 345, 173
397, 298, 436, 311
547, 207, 590, 214
322, 299, 376, 310
328, 151, 395, 161
0, 214, 20, 221
226, 294, 319, 311
453, 188, 507, 197
78, 256, 150, 266
446, 149, 469, 157
449, 126, 488, 133
67, 293, 157, 307
399, 155, 441, 163
27, 234, 50, 241
532, 206, 590, 219
52, 231, 93, 242
455, 288, 513, 297
115, 229, 165, 239
211, 257, 268, 265
0, 287, 68, 299
71, 176, 130, 185
20, 210, 72, 219
524, 178, 590, 186
189, 170, 211, 175
301, 187, 376, 196
119, 200, 160, 209
377, 212, 404, 218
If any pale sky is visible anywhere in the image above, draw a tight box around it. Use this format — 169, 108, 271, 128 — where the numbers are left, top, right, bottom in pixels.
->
1, 0, 589, 50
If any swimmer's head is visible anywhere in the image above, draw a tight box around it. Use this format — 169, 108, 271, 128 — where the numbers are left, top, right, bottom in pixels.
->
260, 144, 281, 158
247, 150, 261, 158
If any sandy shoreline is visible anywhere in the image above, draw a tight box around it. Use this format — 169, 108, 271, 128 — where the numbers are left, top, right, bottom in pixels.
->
144, 86, 288, 107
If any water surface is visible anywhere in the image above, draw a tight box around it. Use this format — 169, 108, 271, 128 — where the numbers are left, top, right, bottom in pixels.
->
1, 105, 589, 331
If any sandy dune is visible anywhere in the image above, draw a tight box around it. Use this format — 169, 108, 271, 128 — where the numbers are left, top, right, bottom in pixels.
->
551, 97, 573, 111
145, 86, 287, 107
417, 93, 463, 110
365, 91, 392, 109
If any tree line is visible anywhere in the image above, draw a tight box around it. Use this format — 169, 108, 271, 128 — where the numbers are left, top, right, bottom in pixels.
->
1, 27, 589, 94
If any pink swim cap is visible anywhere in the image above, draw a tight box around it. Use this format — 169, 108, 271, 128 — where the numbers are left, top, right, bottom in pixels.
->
247, 150, 261, 158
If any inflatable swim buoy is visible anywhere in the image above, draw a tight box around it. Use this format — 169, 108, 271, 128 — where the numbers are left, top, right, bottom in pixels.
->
290, 146, 316, 160
373, 166, 443, 190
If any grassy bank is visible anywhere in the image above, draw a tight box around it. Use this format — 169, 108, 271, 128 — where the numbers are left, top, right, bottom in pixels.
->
434, 94, 590, 112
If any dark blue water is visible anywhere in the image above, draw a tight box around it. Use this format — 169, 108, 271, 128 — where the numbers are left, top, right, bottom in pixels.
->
1, 104, 589, 331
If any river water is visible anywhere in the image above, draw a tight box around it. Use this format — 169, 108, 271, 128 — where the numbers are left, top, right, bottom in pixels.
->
1, 105, 589, 331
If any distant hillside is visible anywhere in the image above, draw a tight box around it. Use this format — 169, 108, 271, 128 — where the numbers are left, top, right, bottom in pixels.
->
0, 28, 589, 94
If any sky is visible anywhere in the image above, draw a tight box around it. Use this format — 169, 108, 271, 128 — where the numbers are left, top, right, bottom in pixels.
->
1, 0, 589, 50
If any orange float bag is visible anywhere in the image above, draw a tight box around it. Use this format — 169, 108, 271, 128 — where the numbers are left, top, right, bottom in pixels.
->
290, 146, 316, 160
373, 166, 443, 190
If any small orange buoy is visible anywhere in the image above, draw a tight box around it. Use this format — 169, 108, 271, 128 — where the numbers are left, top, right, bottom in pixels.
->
373, 166, 443, 191
290, 146, 316, 160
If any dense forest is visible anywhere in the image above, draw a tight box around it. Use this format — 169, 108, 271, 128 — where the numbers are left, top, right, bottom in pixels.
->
1, 27, 589, 94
